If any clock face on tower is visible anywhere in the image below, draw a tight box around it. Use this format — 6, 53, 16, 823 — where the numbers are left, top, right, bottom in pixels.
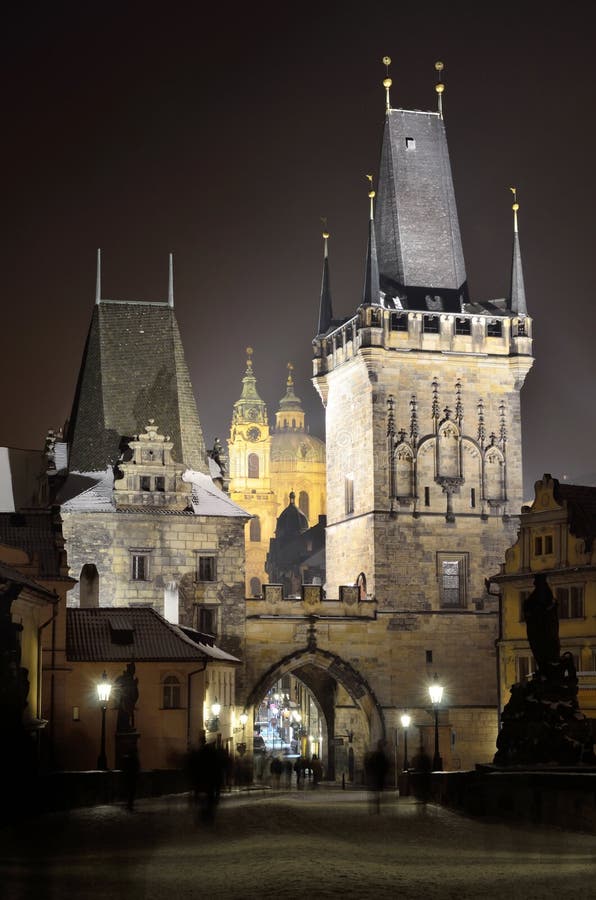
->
246, 407, 259, 421
246, 426, 261, 442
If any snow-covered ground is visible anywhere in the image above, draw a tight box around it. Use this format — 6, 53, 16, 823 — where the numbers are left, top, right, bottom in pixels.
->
3, 788, 596, 899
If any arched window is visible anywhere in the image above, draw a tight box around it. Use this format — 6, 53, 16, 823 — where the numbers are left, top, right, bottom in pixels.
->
298, 491, 309, 522
79, 564, 99, 608
248, 453, 259, 479
250, 577, 261, 597
249, 517, 261, 542
162, 675, 181, 709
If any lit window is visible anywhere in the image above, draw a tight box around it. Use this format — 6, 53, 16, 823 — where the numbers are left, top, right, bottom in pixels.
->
556, 585, 584, 619
162, 675, 181, 709
437, 553, 467, 608
198, 555, 216, 582
131, 552, 150, 581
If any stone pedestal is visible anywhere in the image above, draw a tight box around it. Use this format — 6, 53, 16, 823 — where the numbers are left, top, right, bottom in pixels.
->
115, 731, 140, 770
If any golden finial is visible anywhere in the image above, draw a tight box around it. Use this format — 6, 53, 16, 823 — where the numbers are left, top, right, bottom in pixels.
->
382, 56, 392, 111
287, 362, 294, 387
510, 187, 519, 232
246, 346, 253, 371
435, 61, 445, 118
366, 174, 375, 218
320, 216, 330, 257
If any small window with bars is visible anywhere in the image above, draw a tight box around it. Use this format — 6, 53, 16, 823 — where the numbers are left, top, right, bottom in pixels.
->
423, 315, 440, 334
131, 552, 151, 581
437, 553, 467, 608
390, 313, 408, 332
197, 555, 216, 582
162, 675, 181, 709
455, 318, 471, 335
487, 320, 503, 337
556, 585, 584, 619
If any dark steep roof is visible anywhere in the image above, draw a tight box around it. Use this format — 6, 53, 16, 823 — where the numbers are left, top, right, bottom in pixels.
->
67, 301, 207, 474
67, 607, 210, 662
375, 109, 467, 311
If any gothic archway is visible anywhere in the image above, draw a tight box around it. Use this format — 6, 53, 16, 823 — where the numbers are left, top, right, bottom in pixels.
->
246, 647, 385, 783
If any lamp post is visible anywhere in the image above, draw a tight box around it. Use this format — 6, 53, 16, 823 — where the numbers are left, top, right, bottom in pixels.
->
96, 671, 111, 770
400, 713, 411, 770
428, 673, 443, 771
207, 698, 221, 733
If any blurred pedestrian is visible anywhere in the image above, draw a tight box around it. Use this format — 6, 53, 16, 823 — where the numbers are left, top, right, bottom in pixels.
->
270, 756, 283, 789
283, 758, 293, 788
410, 744, 432, 803
294, 755, 305, 789
122, 747, 140, 811
365, 739, 390, 813
311, 754, 323, 788
188, 733, 226, 824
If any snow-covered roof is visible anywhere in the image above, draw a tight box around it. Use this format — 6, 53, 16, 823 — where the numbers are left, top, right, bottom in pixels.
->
183, 470, 250, 518
59, 469, 116, 512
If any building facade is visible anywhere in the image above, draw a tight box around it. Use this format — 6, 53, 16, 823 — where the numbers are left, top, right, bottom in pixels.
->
493, 473, 596, 722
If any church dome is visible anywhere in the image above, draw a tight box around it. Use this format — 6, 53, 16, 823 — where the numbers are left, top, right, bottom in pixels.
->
275, 492, 309, 540
270, 430, 325, 464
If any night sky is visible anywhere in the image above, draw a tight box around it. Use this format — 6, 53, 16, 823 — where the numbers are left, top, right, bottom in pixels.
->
4, 2, 595, 497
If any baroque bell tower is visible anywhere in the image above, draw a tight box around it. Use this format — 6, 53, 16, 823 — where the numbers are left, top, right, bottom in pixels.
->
228, 348, 277, 596
313, 60, 534, 613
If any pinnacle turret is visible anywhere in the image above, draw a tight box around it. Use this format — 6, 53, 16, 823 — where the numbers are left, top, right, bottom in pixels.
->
362, 180, 381, 306
317, 228, 334, 335
509, 189, 527, 316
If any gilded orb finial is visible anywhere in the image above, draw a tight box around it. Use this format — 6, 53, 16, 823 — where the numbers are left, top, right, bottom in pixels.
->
366, 174, 375, 218
382, 56, 392, 111
321, 215, 330, 241
246, 346, 253, 370
509, 187, 519, 232
287, 362, 294, 387
434, 60, 445, 117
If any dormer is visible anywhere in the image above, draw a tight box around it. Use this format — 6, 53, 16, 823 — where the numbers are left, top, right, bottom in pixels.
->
113, 419, 192, 509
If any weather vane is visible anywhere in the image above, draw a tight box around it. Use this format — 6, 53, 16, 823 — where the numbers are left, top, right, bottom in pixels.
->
435, 61, 445, 117
382, 56, 392, 111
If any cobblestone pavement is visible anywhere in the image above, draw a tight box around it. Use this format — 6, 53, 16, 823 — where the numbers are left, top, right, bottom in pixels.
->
3, 788, 596, 899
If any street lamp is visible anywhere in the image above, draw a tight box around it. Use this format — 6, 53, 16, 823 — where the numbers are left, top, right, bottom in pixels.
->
96, 671, 111, 770
428, 673, 443, 771
400, 713, 411, 770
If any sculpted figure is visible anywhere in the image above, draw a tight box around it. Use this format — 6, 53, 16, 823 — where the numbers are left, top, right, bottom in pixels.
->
523, 573, 560, 675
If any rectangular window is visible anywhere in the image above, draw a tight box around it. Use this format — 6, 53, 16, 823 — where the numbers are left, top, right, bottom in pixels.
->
391, 313, 408, 332
198, 606, 216, 636
437, 553, 468, 608
155, 476, 165, 492
516, 655, 533, 682
470, 488, 476, 508
455, 318, 471, 335
423, 315, 440, 334
345, 476, 354, 515
131, 552, 150, 581
424, 486, 430, 507
140, 476, 151, 492
544, 534, 553, 554
487, 320, 503, 337
518, 589, 531, 622
534, 536, 543, 556
426, 650, 433, 664
198, 555, 216, 582
556, 585, 584, 619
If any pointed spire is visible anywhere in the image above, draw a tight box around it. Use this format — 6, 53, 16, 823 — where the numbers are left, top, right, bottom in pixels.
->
232, 346, 268, 425
317, 220, 334, 335
95, 248, 101, 305
168, 253, 174, 308
382, 56, 392, 112
362, 176, 381, 306
276, 361, 305, 431
509, 188, 528, 316
435, 61, 445, 118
